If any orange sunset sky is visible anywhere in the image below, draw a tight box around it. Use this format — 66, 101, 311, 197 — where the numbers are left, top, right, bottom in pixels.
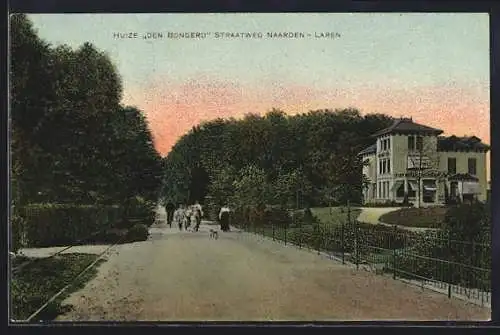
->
28, 13, 490, 179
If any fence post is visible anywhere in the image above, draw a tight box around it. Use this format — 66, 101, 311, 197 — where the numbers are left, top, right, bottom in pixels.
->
393, 225, 397, 280
341, 220, 345, 265
448, 232, 452, 299
317, 224, 321, 255
284, 224, 287, 246
355, 220, 359, 270
299, 219, 302, 249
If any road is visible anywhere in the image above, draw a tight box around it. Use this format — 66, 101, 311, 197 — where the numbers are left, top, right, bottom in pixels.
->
53, 220, 490, 321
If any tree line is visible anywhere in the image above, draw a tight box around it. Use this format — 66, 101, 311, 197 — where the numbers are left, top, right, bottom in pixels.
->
161, 108, 394, 210
10, 14, 164, 209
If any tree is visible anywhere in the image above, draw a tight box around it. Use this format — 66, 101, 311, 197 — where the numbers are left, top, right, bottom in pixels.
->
272, 168, 313, 208
232, 165, 271, 209
161, 107, 394, 207
10, 14, 163, 207
10, 14, 55, 205
206, 165, 237, 206
406, 135, 442, 208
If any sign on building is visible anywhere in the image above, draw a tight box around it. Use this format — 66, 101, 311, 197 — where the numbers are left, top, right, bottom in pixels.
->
462, 181, 481, 194
407, 155, 432, 170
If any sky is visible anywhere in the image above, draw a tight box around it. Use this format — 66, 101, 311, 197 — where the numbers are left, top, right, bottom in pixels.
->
27, 13, 490, 178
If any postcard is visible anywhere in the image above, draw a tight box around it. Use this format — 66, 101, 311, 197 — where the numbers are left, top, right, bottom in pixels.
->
9, 13, 491, 322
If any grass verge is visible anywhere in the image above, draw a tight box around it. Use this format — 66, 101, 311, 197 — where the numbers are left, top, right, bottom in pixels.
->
10, 253, 105, 322
379, 207, 447, 228
311, 207, 362, 226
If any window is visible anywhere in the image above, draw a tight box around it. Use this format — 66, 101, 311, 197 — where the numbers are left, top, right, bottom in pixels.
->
408, 136, 415, 150
416, 136, 423, 151
378, 182, 381, 198
468, 158, 477, 175
387, 138, 391, 150
422, 180, 436, 203
382, 160, 386, 174
387, 159, 391, 173
379, 160, 383, 174
447, 157, 456, 174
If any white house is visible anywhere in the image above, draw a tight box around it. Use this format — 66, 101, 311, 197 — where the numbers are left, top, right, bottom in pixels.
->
359, 117, 490, 207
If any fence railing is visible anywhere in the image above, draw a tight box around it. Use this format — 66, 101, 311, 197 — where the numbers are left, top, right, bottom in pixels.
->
232, 210, 491, 308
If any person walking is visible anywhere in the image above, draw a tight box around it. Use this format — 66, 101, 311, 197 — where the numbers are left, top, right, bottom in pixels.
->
219, 205, 231, 232
174, 204, 184, 231
184, 205, 192, 230
165, 201, 175, 228
192, 201, 203, 232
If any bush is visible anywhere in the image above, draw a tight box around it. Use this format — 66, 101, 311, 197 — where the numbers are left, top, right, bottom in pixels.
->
394, 202, 492, 290
263, 206, 292, 227
121, 197, 156, 228
85, 228, 128, 245
443, 201, 489, 241
20, 204, 124, 247
125, 224, 149, 242
11, 211, 26, 252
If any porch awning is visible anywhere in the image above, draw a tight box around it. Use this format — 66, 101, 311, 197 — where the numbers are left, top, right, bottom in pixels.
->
448, 173, 479, 182
408, 180, 418, 191
391, 180, 404, 192
423, 180, 437, 192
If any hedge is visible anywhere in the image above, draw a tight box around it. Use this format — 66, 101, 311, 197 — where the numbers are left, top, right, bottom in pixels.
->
19, 204, 125, 247
120, 197, 156, 228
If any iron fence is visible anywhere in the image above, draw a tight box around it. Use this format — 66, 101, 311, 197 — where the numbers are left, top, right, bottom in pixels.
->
233, 208, 491, 308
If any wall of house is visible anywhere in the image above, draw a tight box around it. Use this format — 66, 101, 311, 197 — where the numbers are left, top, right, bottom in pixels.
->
438, 151, 488, 201
362, 154, 376, 182
362, 153, 377, 202
391, 134, 439, 175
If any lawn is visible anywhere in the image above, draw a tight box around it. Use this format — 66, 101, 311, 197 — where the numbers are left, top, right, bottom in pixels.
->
311, 206, 362, 226
10, 253, 105, 322
379, 207, 448, 229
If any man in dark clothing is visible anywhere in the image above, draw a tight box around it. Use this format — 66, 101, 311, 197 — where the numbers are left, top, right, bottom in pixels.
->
219, 206, 231, 232
165, 202, 175, 228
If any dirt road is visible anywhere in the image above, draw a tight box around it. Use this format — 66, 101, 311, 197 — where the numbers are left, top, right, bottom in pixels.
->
55, 223, 489, 321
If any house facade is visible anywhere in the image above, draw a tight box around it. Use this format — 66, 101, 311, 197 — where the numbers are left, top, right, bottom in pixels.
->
359, 118, 490, 207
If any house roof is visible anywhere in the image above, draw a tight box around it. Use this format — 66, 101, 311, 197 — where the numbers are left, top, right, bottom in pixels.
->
448, 173, 479, 182
437, 135, 490, 152
358, 143, 376, 156
371, 117, 443, 137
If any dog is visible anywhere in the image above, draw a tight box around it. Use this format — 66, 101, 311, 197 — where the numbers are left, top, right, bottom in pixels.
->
209, 229, 219, 240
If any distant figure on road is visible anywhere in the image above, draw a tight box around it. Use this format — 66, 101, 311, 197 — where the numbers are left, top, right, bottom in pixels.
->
219, 206, 231, 232
165, 201, 175, 228
185, 205, 192, 230
192, 201, 203, 232
174, 204, 186, 231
